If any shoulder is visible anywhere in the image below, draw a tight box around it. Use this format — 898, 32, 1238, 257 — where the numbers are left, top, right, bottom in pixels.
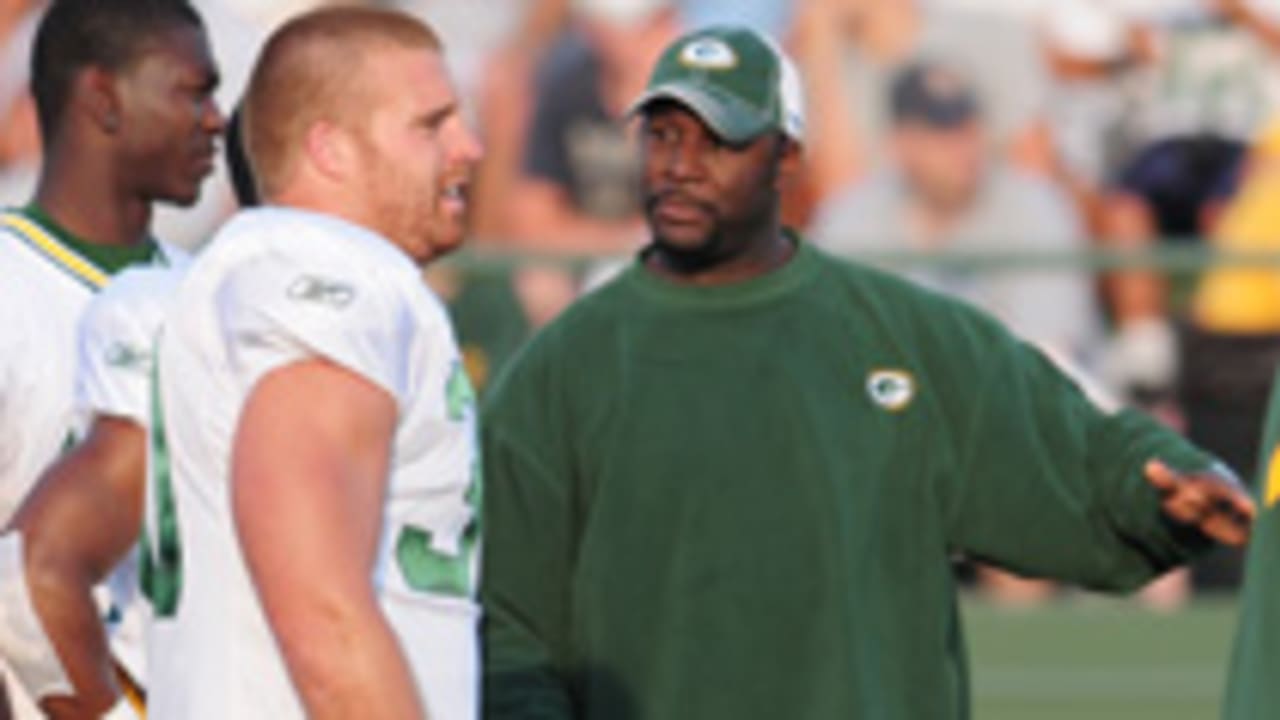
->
987, 170, 1082, 239
811, 245, 1014, 350
810, 171, 903, 252
85, 265, 185, 332
205, 207, 423, 307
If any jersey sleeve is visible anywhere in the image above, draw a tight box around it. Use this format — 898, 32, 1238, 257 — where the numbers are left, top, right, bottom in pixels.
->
216, 252, 412, 407
75, 270, 174, 424
940, 318, 1217, 592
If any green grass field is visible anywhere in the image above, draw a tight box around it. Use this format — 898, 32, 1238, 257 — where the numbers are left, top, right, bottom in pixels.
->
966, 595, 1239, 720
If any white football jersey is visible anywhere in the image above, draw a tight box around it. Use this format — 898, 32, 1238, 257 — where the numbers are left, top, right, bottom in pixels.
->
150, 207, 480, 720
76, 264, 188, 695
0, 210, 178, 720
0, 209, 180, 523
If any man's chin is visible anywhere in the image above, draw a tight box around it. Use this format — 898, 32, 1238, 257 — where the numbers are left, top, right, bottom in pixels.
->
652, 227, 713, 256
157, 184, 202, 208
420, 228, 467, 264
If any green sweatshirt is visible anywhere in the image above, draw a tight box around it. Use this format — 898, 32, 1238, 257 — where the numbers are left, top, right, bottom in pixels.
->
1223, 370, 1280, 720
482, 240, 1215, 720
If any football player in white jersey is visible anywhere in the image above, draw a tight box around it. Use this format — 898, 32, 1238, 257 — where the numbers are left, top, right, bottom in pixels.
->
5, 264, 185, 720
152, 7, 483, 719
0, 111, 253, 720
0, 1, 222, 716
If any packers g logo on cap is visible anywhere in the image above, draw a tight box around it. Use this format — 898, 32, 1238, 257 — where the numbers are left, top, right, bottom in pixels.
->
679, 38, 737, 70
867, 369, 916, 412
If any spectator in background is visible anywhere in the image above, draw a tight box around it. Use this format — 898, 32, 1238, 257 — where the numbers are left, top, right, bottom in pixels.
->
1187, 118, 1280, 485
512, 0, 679, 253
1096, 0, 1280, 411
1038, 0, 1150, 234
813, 60, 1101, 381
793, 0, 1057, 206
812, 61, 1104, 605
1167, 118, 1280, 591
0, 1, 42, 207
1034, 2, 1182, 414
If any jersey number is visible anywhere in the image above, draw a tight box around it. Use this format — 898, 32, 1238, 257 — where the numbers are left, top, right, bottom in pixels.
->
139, 356, 182, 617
394, 364, 481, 598
394, 461, 480, 598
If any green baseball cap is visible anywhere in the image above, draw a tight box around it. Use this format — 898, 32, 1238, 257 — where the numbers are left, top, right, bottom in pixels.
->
629, 25, 805, 144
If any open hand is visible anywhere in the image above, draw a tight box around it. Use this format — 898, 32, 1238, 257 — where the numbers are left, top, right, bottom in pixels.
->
1145, 460, 1255, 547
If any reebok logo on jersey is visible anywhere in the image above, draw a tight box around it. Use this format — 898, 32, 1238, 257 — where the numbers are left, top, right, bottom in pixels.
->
867, 369, 915, 412
105, 342, 152, 373
287, 275, 355, 309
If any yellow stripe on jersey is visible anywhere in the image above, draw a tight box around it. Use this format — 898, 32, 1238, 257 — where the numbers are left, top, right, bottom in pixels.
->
0, 211, 109, 290
114, 658, 147, 717
1266, 445, 1280, 509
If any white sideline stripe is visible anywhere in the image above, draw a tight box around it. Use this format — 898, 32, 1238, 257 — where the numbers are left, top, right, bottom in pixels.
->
974, 666, 1221, 699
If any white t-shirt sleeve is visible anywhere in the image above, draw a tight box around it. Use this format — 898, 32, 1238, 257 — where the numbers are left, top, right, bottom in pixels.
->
75, 270, 174, 424
217, 252, 412, 407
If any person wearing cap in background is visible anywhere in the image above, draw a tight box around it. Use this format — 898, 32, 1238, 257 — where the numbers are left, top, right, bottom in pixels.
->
813, 58, 1101, 391
791, 0, 1056, 210
481, 25, 1255, 720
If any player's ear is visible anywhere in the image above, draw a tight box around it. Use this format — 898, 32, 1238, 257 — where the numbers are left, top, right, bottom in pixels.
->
303, 120, 358, 184
773, 135, 802, 192
80, 66, 123, 135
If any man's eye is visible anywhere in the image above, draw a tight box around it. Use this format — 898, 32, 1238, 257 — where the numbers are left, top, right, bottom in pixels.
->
647, 127, 675, 143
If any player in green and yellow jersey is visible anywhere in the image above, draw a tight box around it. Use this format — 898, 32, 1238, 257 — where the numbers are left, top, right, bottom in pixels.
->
0, 1, 222, 717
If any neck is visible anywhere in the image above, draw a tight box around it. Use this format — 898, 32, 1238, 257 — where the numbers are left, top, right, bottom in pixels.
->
645, 220, 795, 286
32, 142, 152, 247
908, 193, 973, 246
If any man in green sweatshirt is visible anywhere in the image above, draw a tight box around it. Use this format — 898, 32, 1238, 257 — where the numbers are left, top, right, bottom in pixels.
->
482, 25, 1254, 720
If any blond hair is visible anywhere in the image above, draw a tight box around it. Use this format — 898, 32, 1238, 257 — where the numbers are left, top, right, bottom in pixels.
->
241, 7, 441, 198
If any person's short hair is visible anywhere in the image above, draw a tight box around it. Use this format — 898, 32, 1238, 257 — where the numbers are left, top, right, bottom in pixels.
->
30, 0, 204, 139
241, 7, 442, 199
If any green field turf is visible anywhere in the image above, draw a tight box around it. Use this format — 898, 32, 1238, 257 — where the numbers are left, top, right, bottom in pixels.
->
966, 595, 1239, 720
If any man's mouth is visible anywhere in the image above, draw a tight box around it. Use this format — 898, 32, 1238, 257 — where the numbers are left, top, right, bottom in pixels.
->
651, 193, 712, 224
440, 179, 469, 213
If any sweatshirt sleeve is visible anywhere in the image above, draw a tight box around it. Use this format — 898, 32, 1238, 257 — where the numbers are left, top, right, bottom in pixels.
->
942, 324, 1217, 592
481, 345, 577, 720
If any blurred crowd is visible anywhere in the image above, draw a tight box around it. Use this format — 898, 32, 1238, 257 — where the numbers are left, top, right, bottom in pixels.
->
5, 0, 1280, 598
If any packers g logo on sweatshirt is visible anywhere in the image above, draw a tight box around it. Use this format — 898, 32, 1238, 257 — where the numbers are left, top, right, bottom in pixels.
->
867, 369, 915, 412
